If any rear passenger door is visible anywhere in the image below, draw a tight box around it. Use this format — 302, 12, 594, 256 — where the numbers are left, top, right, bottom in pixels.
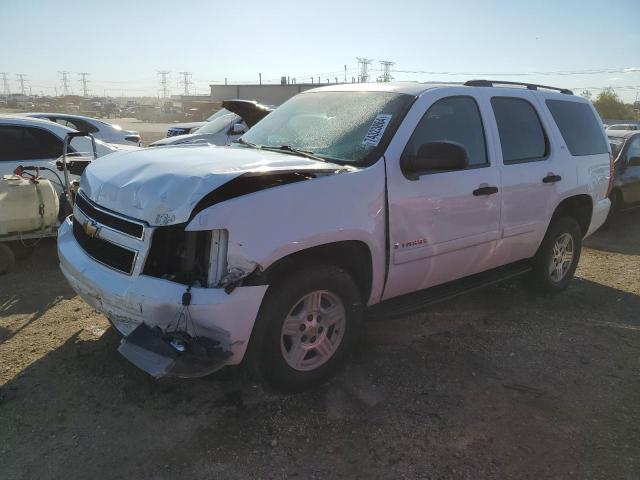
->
489, 93, 561, 264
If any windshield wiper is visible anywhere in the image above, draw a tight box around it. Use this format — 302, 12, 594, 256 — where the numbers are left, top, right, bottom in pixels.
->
233, 137, 259, 149
261, 144, 328, 163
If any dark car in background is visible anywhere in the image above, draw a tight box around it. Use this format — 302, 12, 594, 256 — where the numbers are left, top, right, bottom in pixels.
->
607, 130, 640, 219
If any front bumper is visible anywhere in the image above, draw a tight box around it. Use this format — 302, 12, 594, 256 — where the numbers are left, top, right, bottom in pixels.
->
57, 216, 267, 374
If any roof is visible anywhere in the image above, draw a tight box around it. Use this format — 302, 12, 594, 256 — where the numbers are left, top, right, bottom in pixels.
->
300, 81, 583, 100
607, 130, 640, 140
22, 112, 103, 123
0, 114, 77, 136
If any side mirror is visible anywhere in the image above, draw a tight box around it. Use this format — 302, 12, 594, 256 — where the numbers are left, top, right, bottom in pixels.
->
401, 141, 469, 180
232, 123, 246, 134
629, 156, 640, 167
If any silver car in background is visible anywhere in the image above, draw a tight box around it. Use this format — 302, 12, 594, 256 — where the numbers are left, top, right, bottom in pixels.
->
23, 113, 142, 146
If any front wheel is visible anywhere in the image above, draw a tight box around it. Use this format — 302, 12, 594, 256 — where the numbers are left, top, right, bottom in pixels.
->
530, 216, 582, 292
247, 265, 363, 392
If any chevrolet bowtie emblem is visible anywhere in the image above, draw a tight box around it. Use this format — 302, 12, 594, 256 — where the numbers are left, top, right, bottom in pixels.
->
82, 219, 101, 239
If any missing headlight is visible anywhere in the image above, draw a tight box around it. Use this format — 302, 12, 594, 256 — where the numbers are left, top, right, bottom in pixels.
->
143, 223, 214, 287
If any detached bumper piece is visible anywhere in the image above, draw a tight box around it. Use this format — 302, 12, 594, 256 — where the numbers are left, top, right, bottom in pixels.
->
118, 323, 232, 378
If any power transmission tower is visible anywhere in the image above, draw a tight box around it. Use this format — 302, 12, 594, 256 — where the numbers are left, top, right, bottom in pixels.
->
16, 73, 27, 95
378, 61, 395, 82
59, 70, 71, 96
356, 57, 373, 83
157, 70, 171, 98
178, 71, 193, 96
78, 72, 90, 97
0, 72, 10, 95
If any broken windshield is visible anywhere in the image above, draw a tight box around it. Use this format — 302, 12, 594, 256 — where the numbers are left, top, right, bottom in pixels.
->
240, 91, 415, 165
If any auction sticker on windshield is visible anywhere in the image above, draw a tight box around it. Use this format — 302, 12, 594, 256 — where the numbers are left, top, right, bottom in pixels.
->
362, 114, 392, 146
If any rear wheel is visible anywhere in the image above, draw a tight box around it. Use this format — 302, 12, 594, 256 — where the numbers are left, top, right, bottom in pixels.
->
0, 243, 15, 275
248, 265, 362, 392
530, 217, 582, 292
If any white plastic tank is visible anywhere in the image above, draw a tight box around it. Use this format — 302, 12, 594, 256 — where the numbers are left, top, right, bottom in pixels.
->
0, 175, 59, 236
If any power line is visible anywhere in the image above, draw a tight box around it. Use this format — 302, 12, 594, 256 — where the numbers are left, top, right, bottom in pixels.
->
356, 57, 373, 83
78, 72, 90, 97
378, 61, 395, 82
58, 70, 71, 96
178, 71, 193, 96
0, 72, 9, 95
16, 73, 27, 95
157, 70, 171, 98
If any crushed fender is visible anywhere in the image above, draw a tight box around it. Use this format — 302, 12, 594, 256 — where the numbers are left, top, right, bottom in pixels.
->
118, 323, 233, 378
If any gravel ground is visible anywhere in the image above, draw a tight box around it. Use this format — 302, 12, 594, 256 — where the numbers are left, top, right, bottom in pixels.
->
0, 210, 639, 480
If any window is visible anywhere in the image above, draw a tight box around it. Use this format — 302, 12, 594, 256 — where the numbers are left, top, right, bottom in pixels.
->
491, 97, 547, 163
0, 125, 63, 161
403, 96, 488, 167
55, 118, 99, 133
546, 100, 608, 156
625, 136, 640, 163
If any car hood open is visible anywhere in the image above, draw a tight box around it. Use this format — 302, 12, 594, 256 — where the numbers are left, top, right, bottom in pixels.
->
80, 144, 344, 225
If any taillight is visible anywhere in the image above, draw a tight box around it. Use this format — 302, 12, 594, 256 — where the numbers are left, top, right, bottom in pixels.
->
607, 152, 614, 197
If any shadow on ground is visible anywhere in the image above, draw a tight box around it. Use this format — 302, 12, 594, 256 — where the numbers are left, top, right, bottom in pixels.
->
0, 239, 75, 345
1, 274, 638, 479
585, 207, 640, 255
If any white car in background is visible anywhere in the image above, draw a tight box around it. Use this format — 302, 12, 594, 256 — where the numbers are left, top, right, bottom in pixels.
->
0, 115, 134, 190
22, 113, 142, 146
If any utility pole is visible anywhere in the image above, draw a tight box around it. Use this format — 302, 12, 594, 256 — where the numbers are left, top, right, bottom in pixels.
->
157, 70, 170, 98
16, 73, 27, 95
78, 72, 90, 97
259, 72, 262, 85
59, 70, 71, 96
356, 57, 373, 83
378, 60, 395, 82
0, 72, 10, 95
344, 65, 347, 83
178, 71, 192, 96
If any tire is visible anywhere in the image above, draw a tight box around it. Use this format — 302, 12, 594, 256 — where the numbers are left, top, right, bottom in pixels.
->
530, 216, 582, 293
0, 243, 16, 275
247, 265, 363, 392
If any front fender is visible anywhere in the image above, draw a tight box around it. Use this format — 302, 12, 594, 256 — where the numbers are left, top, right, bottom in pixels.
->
186, 160, 387, 304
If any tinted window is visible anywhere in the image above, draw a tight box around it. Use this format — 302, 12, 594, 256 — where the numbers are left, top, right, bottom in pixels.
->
491, 97, 547, 163
0, 125, 62, 161
404, 96, 487, 167
546, 100, 608, 156
626, 136, 640, 162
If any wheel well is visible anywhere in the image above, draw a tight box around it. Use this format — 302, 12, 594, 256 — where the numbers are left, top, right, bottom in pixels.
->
551, 195, 593, 236
245, 241, 373, 302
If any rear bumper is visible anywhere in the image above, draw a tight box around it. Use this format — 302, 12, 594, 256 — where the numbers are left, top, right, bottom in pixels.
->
57, 216, 267, 373
585, 197, 611, 238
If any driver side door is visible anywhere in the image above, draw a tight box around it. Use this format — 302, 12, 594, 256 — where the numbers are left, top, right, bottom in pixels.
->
383, 90, 501, 300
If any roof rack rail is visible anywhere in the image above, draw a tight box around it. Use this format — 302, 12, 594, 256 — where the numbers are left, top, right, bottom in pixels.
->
464, 79, 573, 95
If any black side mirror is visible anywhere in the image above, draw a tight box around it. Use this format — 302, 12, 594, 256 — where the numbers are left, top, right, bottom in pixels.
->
629, 156, 640, 167
401, 141, 469, 180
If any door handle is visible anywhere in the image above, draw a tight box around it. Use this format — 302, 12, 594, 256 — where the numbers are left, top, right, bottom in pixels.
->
473, 185, 499, 196
543, 174, 562, 183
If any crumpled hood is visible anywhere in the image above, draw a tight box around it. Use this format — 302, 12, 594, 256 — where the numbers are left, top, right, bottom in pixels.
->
81, 144, 343, 225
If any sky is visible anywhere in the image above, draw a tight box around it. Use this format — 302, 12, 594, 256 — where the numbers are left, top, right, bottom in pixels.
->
1, 0, 639, 101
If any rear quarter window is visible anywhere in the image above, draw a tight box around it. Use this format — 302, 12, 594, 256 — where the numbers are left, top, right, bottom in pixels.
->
545, 100, 608, 156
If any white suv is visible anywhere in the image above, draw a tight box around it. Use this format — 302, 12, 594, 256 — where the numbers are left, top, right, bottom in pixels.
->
58, 80, 612, 391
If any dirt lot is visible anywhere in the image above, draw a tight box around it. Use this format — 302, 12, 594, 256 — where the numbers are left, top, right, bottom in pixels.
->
1, 209, 639, 480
